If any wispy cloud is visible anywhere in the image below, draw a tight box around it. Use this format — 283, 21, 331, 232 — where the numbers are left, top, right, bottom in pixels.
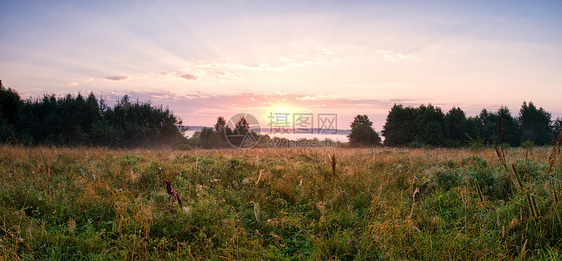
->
375, 50, 416, 62
210, 71, 243, 82
195, 61, 292, 72
105, 76, 129, 81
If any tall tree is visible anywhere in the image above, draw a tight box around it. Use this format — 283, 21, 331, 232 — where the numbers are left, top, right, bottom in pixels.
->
0, 81, 23, 142
234, 116, 250, 134
443, 107, 481, 147
518, 101, 553, 145
348, 114, 381, 147
382, 104, 418, 147
416, 104, 446, 146
351, 114, 373, 128
462, 117, 481, 143
215, 116, 226, 132
496, 106, 520, 146
444, 107, 466, 146
0, 80, 23, 125
477, 108, 499, 145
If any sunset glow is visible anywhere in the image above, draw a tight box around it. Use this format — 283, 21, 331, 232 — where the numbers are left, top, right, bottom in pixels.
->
1, 1, 561, 131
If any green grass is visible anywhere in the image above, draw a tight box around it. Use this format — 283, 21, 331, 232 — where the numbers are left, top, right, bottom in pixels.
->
0, 146, 561, 260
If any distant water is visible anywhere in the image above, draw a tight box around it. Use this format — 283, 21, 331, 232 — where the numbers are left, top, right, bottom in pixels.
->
183, 130, 349, 142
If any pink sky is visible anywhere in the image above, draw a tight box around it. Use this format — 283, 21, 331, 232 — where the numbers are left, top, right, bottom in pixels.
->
1, 1, 561, 131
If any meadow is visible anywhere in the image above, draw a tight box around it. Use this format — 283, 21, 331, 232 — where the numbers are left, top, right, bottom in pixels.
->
1, 144, 561, 260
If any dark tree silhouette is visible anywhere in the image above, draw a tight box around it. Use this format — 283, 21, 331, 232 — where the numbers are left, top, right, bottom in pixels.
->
215, 116, 226, 132
235, 116, 250, 134
348, 114, 381, 147
382, 104, 418, 147
518, 101, 553, 145
0, 81, 187, 148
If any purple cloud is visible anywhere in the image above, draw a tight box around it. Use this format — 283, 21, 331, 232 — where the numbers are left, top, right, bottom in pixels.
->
105, 76, 129, 81
181, 74, 198, 81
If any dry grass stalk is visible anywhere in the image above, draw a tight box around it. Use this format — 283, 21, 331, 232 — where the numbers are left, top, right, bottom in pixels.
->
552, 184, 559, 204
473, 180, 485, 203
525, 191, 539, 218
255, 170, 263, 186
408, 188, 419, 219
316, 201, 326, 220
493, 124, 508, 170
529, 193, 539, 218
68, 219, 76, 234
330, 154, 337, 179
548, 132, 561, 185
502, 225, 506, 239
494, 143, 508, 170
511, 164, 541, 218
548, 132, 562, 221
511, 164, 524, 190
520, 238, 528, 261
253, 202, 261, 223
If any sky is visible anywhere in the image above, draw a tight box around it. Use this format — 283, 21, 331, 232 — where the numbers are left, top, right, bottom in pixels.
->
1, 0, 561, 132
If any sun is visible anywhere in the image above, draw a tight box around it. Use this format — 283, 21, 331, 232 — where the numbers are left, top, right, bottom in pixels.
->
270, 103, 302, 115
258, 103, 306, 130
274, 106, 290, 113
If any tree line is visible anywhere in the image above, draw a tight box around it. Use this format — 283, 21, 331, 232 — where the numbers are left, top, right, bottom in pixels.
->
189, 116, 270, 149
190, 116, 341, 149
348, 102, 561, 148
0, 81, 187, 148
2, 80, 561, 149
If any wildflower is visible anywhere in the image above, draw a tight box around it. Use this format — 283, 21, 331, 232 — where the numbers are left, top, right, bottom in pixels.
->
164, 179, 173, 195
164, 179, 183, 213
176, 194, 183, 206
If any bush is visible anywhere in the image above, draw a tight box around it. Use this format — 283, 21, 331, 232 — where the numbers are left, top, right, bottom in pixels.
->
434, 171, 461, 191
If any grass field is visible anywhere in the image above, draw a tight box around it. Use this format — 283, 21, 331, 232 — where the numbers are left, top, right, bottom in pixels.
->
1, 145, 561, 260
